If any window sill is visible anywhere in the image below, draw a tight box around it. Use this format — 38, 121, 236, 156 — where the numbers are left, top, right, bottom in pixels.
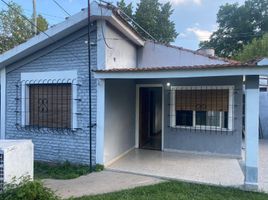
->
18, 125, 78, 133
170, 125, 232, 132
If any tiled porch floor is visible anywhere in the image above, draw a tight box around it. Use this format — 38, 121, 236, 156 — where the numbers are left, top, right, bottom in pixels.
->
258, 140, 268, 192
108, 140, 268, 192
107, 149, 245, 188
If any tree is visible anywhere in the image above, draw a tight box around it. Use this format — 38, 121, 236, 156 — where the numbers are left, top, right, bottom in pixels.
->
117, 0, 178, 43
234, 33, 268, 62
36, 14, 49, 34
117, 0, 133, 19
0, 2, 48, 54
200, 0, 268, 58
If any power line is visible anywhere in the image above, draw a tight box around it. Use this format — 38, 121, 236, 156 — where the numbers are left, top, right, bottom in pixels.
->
50, 0, 111, 50
51, 0, 71, 16
23, 8, 65, 20
0, 0, 89, 68
97, 0, 157, 42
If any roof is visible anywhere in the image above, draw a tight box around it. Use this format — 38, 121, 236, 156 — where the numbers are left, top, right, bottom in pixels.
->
246, 57, 268, 66
94, 63, 255, 73
0, 2, 144, 68
149, 41, 239, 65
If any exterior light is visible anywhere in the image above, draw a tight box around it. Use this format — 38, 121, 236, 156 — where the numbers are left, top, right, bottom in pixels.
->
166, 82, 171, 87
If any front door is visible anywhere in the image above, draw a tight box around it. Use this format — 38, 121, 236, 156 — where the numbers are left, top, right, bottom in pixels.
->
139, 87, 162, 150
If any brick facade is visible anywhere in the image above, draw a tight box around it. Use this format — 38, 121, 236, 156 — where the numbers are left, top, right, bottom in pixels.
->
5, 28, 97, 165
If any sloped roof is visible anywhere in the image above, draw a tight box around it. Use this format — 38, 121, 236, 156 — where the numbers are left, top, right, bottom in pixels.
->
150, 41, 239, 65
246, 57, 268, 66
0, 2, 144, 68
94, 63, 255, 73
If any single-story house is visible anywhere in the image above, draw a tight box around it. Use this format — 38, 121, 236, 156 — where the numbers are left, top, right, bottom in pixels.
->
0, 2, 267, 189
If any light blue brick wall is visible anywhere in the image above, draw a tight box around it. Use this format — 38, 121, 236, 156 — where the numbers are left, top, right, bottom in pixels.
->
5, 27, 97, 165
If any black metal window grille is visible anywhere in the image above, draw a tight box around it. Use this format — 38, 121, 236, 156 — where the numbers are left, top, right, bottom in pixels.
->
16, 79, 82, 133
169, 86, 236, 133
29, 84, 71, 129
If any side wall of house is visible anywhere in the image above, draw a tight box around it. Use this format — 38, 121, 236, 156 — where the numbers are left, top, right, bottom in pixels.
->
104, 79, 136, 164
260, 92, 268, 139
105, 23, 137, 69
137, 41, 227, 68
137, 76, 243, 157
5, 26, 97, 165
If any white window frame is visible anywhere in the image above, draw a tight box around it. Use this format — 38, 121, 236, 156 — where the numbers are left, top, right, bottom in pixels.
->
170, 85, 234, 131
20, 70, 78, 131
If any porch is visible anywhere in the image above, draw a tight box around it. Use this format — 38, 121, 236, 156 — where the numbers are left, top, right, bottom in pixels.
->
94, 70, 262, 189
107, 139, 268, 192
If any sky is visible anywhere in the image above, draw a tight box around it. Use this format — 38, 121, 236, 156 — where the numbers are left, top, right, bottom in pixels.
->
0, 0, 246, 50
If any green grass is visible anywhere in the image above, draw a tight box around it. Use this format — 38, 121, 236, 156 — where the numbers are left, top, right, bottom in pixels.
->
34, 161, 104, 180
73, 181, 268, 200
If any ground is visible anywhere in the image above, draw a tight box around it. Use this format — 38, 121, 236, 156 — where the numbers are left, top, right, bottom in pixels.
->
73, 181, 268, 200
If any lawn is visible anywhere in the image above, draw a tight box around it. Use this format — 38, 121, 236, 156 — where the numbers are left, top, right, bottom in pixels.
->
73, 181, 268, 200
34, 161, 103, 179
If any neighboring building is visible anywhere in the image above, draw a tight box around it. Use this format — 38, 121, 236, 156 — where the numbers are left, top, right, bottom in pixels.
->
0, 2, 267, 189
251, 58, 268, 139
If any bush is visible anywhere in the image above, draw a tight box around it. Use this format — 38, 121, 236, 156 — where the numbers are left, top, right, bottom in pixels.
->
0, 177, 60, 200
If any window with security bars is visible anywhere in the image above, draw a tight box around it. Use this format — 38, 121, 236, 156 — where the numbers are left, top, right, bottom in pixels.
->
170, 86, 233, 131
28, 84, 72, 129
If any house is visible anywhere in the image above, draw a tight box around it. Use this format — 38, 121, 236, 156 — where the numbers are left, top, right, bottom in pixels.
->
252, 58, 268, 139
0, 2, 267, 189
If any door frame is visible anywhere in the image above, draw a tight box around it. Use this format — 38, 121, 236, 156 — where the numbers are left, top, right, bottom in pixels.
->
135, 84, 164, 151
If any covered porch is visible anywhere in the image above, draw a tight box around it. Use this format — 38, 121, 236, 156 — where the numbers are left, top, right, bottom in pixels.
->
94, 65, 268, 190
107, 139, 268, 192
107, 148, 244, 187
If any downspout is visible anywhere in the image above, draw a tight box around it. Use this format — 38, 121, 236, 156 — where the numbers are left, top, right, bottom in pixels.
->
87, 0, 92, 171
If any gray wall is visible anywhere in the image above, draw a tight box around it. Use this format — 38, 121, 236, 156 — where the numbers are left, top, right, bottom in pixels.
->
104, 79, 136, 163
137, 41, 227, 68
137, 76, 243, 157
260, 92, 268, 139
5, 26, 97, 165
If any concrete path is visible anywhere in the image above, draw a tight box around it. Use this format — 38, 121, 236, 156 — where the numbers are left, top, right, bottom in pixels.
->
44, 170, 163, 199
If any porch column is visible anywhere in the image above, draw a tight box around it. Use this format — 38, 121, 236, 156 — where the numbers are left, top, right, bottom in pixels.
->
244, 75, 259, 189
96, 79, 105, 164
0, 67, 6, 139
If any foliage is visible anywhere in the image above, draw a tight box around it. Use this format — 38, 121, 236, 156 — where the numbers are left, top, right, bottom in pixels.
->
34, 161, 103, 180
235, 33, 268, 62
116, 0, 133, 19
200, 0, 268, 57
0, 1, 48, 54
36, 14, 49, 35
73, 181, 268, 200
0, 177, 60, 200
117, 0, 178, 43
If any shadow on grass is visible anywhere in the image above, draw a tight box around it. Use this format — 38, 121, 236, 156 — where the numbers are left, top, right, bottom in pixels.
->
73, 181, 268, 200
34, 161, 104, 180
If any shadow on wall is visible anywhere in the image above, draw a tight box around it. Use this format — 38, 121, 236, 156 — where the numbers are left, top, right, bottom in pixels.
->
260, 92, 268, 139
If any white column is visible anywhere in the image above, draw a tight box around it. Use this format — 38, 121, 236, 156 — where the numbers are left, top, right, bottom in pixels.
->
96, 79, 105, 164
0, 67, 6, 139
244, 75, 259, 189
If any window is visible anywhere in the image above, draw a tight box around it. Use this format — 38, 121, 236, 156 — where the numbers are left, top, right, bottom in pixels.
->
19, 70, 78, 131
29, 84, 71, 129
170, 86, 233, 131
